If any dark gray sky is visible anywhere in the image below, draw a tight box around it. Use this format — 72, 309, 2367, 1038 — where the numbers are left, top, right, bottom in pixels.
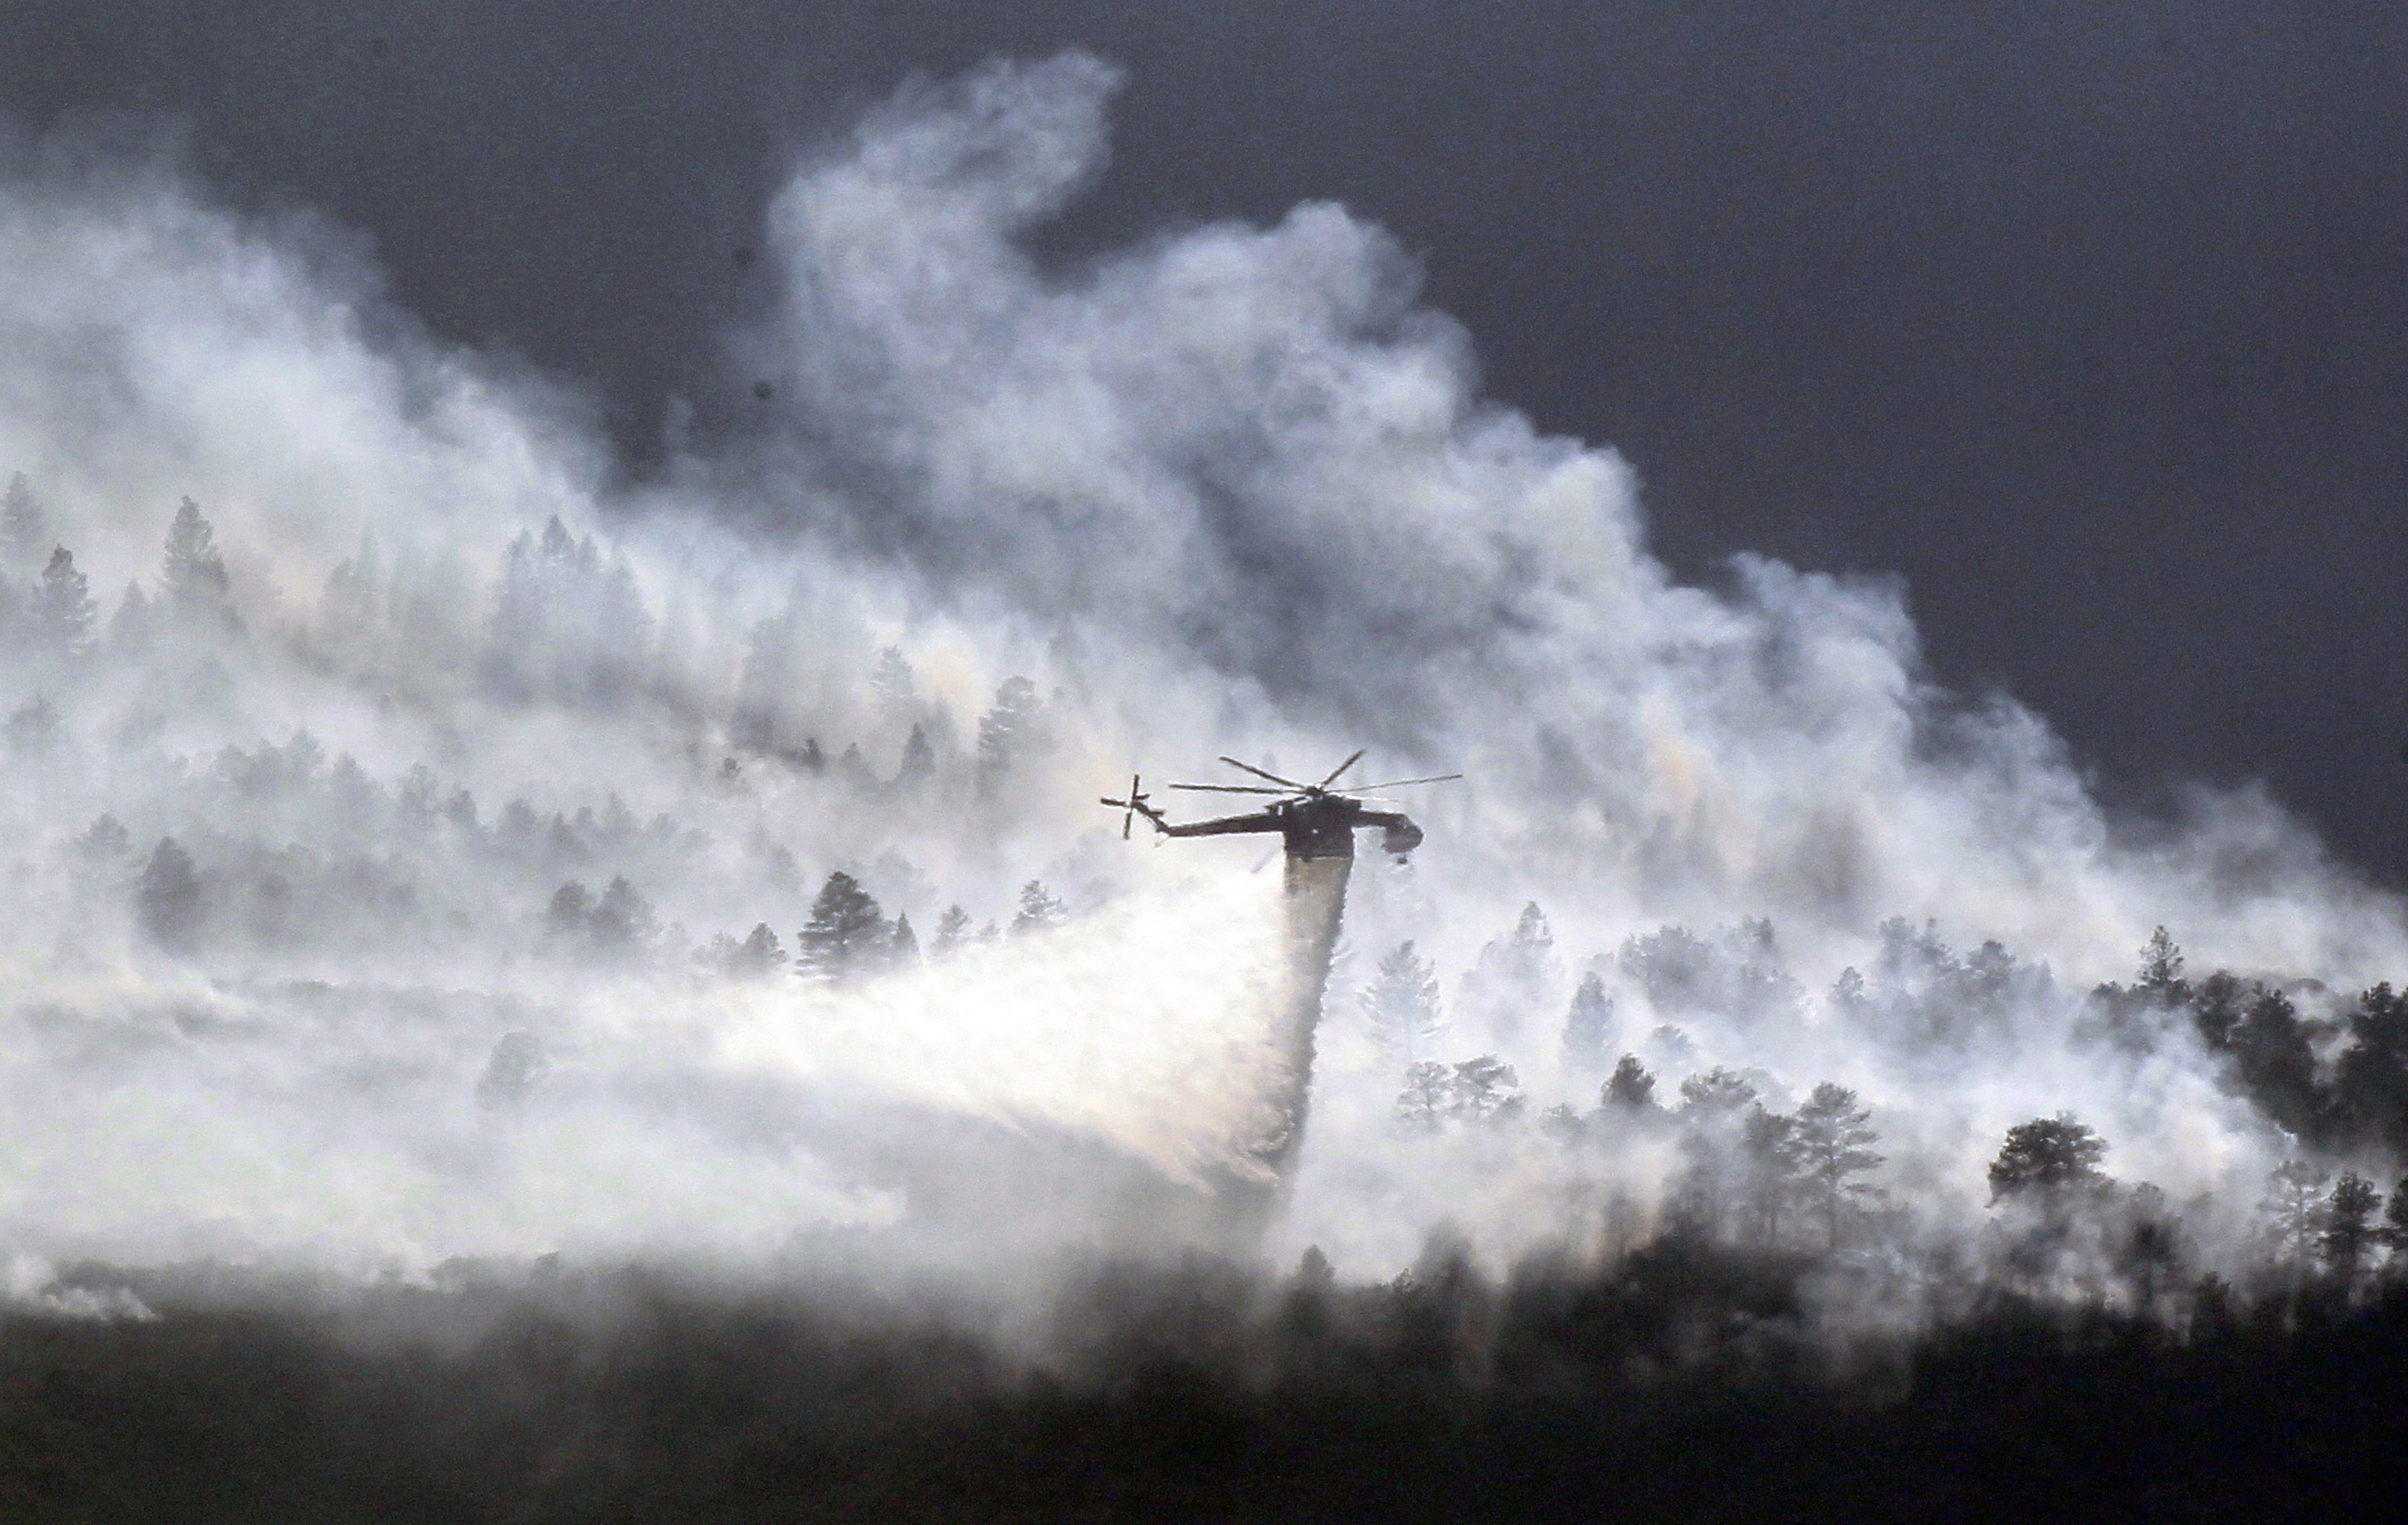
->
10, 0, 2407, 878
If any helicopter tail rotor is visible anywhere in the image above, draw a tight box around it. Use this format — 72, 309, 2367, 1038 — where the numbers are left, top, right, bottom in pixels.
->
1099, 774, 1151, 839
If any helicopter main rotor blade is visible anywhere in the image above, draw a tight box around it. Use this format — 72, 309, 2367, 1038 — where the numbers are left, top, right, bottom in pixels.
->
1218, 756, 1309, 789
1317, 749, 1366, 789
1351, 773, 1464, 791
1170, 782, 1288, 795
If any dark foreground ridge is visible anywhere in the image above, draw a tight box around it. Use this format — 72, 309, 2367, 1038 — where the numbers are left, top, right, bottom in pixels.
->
6, 1243, 2407, 1524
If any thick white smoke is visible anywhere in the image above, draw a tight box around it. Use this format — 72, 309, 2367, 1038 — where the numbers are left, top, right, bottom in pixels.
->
0, 55, 2400, 1295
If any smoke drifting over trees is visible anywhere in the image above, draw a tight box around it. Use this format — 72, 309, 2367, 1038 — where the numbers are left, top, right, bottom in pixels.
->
3, 50, 2408, 1514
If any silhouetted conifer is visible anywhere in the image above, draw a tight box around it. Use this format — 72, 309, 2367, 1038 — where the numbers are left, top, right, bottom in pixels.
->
2233, 988, 2332, 1142
931, 904, 973, 957
162, 497, 230, 612
588, 876, 659, 955
2337, 983, 2408, 1158
1394, 1061, 1449, 1132
1560, 971, 1616, 1069
32, 546, 94, 653
2261, 1158, 2332, 1267
0, 471, 43, 570
4, 694, 60, 755
1459, 902, 1559, 1043
2383, 1177, 2408, 1256
1011, 879, 1066, 935
1362, 940, 1445, 1066
896, 723, 935, 786
545, 882, 593, 939
137, 837, 204, 952
2136, 926, 2189, 1003
1446, 1055, 1524, 1125
974, 676, 1047, 796
108, 582, 152, 653
797, 871, 890, 983
870, 646, 916, 716
2322, 1171, 2382, 1279
1602, 1054, 1657, 1111
1988, 1113, 2108, 1204
2189, 970, 2248, 1049
1793, 1082, 1884, 1250
475, 1032, 546, 1108
321, 530, 385, 643
74, 813, 131, 862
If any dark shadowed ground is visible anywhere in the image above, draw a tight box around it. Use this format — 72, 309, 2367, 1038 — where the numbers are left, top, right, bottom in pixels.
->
6, 1245, 2407, 1522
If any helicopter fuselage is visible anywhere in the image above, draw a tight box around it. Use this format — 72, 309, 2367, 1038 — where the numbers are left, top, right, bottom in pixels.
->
1152, 791, 1422, 860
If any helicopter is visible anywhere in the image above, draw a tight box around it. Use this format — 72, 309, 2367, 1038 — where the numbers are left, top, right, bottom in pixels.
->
1100, 750, 1460, 861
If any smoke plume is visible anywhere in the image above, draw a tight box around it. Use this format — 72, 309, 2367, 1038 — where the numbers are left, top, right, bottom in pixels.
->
1, 52, 2403, 1314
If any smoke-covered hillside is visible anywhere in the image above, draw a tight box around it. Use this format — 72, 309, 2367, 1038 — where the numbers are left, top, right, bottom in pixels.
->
6, 53, 2408, 1460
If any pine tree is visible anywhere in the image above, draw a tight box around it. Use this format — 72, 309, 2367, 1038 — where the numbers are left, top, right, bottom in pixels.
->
2233, 989, 2330, 1142
1011, 879, 1067, 935
1, 473, 45, 570
1560, 972, 1616, 1069
484, 532, 547, 699
161, 497, 231, 611
32, 546, 95, 653
1793, 1083, 1885, 1251
109, 583, 152, 653
890, 913, 921, 968
743, 922, 786, 972
871, 646, 916, 716
1988, 1114, 2109, 1204
1459, 902, 1561, 1044
1619, 924, 1717, 1014
932, 904, 974, 958
137, 838, 204, 952
1394, 1062, 1450, 1133
797, 871, 890, 983
2117, 1184, 2187, 1314
545, 882, 594, 939
3, 694, 59, 755
1739, 1106, 1804, 1245
74, 814, 131, 862
736, 922, 786, 975
476, 1032, 548, 1109
1538, 1103, 1587, 1142
2322, 1171, 2383, 1280
2337, 983, 2408, 1160
2136, 926, 2189, 1004
975, 676, 1047, 796
2381, 1176, 2408, 1255
320, 530, 385, 643
1602, 1054, 1657, 1112
1679, 1068, 1761, 1117
701, 922, 786, 979
732, 613, 796, 751
588, 876, 660, 956
1361, 940, 1445, 1065
2189, 970, 2248, 1049
1445, 1055, 1525, 1125
1669, 1069, 1762, 1241
896, 723, 936, 786
2261, 1159, 2332, 1264
837, 742, 876, 791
